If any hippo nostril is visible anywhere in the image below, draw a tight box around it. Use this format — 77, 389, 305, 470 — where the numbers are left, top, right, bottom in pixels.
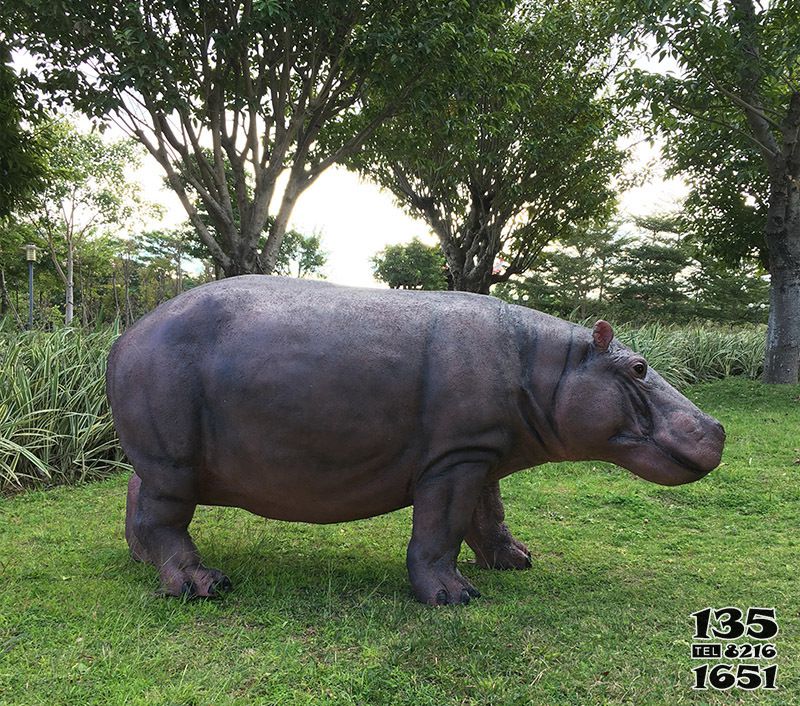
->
708, 419, 725, 440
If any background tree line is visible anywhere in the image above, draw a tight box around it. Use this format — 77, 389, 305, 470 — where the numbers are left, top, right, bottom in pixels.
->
0, 121, 327, 327
372, 214, 769, 325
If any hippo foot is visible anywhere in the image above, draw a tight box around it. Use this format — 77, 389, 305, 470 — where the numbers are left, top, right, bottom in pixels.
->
411, 565, 481, 606
473, 538, 532, 570
128, 536, 150, 564
158, 564, 232, 599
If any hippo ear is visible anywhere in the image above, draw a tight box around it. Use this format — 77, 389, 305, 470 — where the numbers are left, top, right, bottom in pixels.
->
592, 320, 614, 353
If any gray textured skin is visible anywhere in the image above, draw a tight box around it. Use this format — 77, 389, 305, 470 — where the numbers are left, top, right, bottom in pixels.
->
107, 275, 725, 605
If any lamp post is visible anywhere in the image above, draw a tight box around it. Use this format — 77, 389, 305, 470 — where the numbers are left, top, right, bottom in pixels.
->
24, 243, 37, 329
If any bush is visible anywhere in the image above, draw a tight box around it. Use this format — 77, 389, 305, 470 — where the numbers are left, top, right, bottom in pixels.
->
0, 320, 129, 493
615, 322, 765, 389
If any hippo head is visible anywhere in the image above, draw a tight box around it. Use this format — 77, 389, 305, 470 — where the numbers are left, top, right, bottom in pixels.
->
555, 320, 725, 486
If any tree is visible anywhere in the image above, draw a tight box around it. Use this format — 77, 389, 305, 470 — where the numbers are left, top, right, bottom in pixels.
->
138, 229, 188, 297
274, 230, 327, 279
7, 0, 506, 277
687, 255, 769, 324
494, 220, 625, 319
632, 212, 685, 243
173, 150, 327, 280
0, 45, 48, 219
18, 121, 140, 324
608, 241, 693, 322
631, 0, 800, 382
495, 211, 769, 324
179, 206, 327, 282
345, 1, 628, 293
372, 238, 448, 290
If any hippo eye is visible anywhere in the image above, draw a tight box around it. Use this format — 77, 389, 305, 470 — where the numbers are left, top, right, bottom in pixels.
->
631, 360, 647, 378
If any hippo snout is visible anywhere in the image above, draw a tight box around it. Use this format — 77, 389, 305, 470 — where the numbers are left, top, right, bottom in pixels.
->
639, 410, 725, 485
689, 415, 726, 474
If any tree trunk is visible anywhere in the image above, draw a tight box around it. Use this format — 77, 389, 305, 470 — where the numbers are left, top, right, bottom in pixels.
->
0, 268, 21, 325
65, 239, 74, 325
0, 269, 9, 317
79, 260, 89, 327
176, 242, 183, 294
123, 254, 133, 326
231, 242, 264, 277
764, 262, 800, 383
729, 1, 800, 382
260, 180, 301, 274
449, 266, 492, 294
762, 188, 800, 383
438, 229, 495, 295
598, 256, 607, 304
112, 265, 121, 320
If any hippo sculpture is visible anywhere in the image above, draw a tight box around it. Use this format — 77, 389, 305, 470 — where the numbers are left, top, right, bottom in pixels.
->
107, 276, 725, 605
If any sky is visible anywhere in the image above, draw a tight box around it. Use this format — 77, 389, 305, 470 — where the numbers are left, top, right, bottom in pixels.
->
133, 139, 688, 288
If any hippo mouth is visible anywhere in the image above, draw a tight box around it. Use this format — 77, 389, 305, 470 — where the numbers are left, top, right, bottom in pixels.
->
608, 433, 716, 485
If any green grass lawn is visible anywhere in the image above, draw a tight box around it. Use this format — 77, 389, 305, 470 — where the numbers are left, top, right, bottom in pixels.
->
0, 379, 798, 705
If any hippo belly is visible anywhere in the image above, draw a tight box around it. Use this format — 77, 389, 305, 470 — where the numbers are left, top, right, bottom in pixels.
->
195, 321, 428, 522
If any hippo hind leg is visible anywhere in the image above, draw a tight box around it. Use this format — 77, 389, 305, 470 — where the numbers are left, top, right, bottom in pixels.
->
130, 461, 231, 599
464, 480, 532, 570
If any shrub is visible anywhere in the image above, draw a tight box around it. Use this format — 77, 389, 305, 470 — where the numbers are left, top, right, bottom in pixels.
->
615, 322, 765, 389
0, 321, 129, 492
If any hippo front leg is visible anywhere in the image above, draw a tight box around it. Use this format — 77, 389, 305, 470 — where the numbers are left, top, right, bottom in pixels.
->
407, 461, 488, 606
465, 480, 532, 570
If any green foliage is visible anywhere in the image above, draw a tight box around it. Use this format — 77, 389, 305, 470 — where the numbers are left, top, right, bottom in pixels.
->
0, 380, 797, 704
495, 213, 769, 325
33, 122, 139, 216
274, 231, 327, 279
346, 0, 629, 292
494, 220, 626, 319
0, 321, 128, 492
626, 65, 770, 265
371, 238, 447, 290
0, 46, 48, 219
614, 322, 766, 389
608, 241, 693, 322
0, 219, 70, 324
0, 223, 214, 329
9, 120, 143, 323
687, 255, 770, 323
132, 229, 191, 311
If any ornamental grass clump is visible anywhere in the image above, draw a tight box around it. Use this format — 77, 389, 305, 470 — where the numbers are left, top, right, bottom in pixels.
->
615, 323, 765, 389
0, 321, 129, 493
